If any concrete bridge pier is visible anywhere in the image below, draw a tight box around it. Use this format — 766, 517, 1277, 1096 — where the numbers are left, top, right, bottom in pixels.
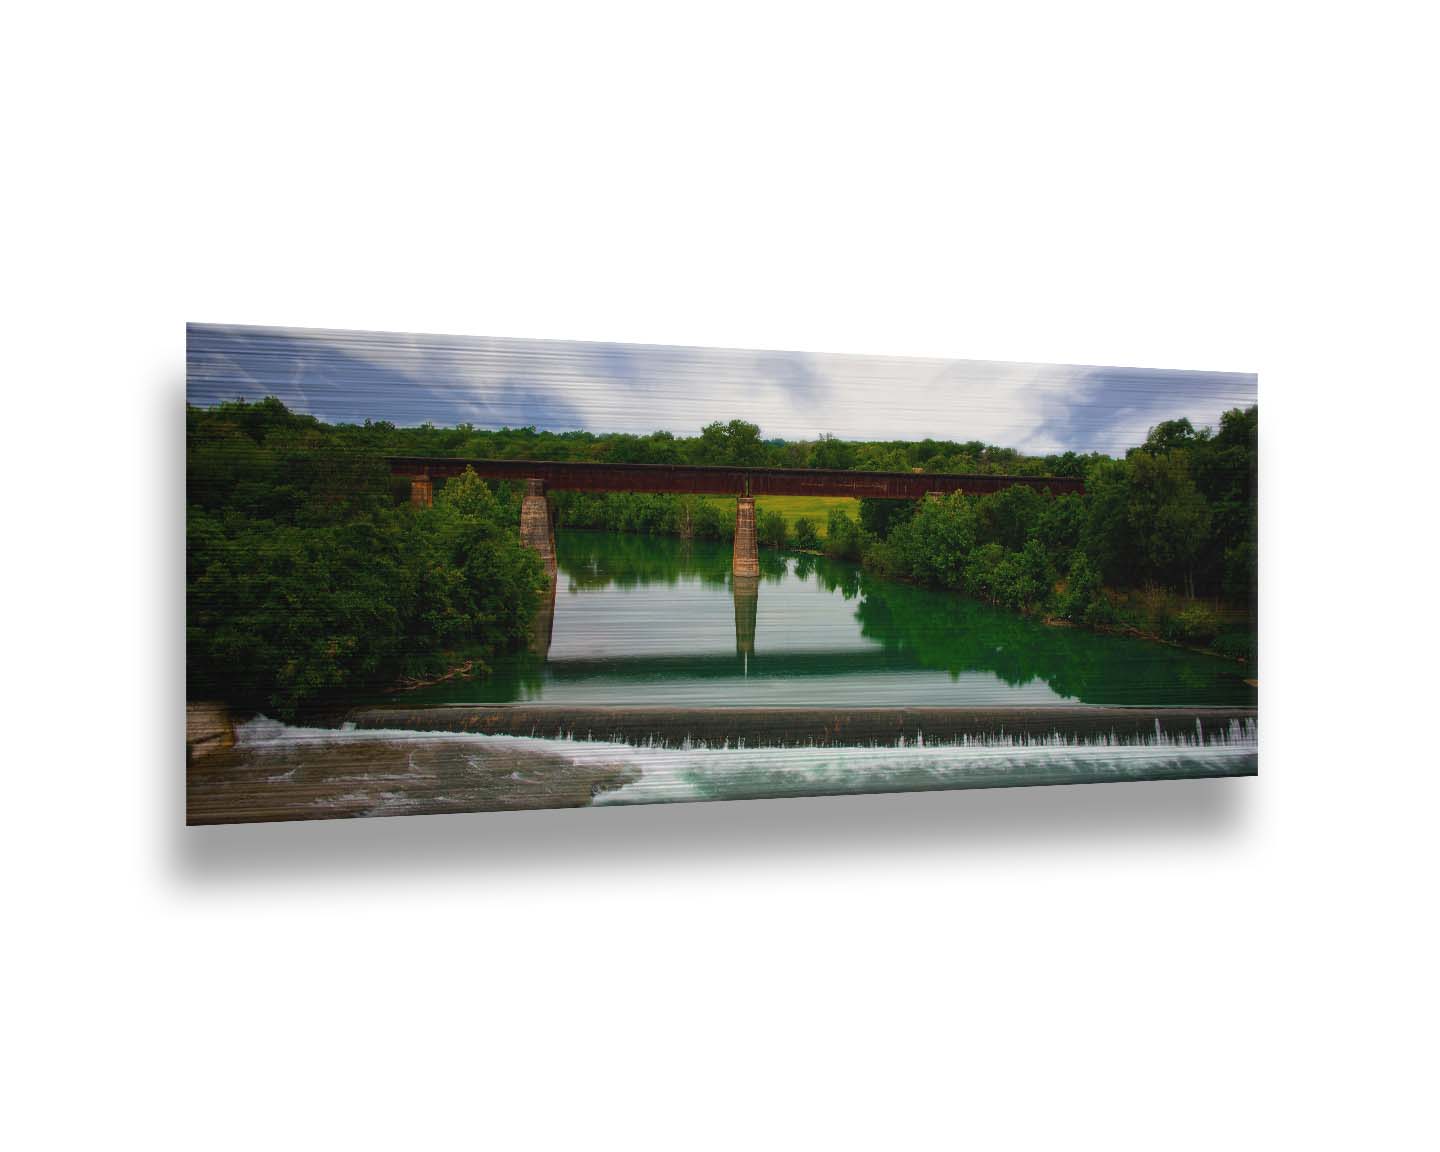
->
409, 474, 433, 508
733, 495, 759, 577
520, 478, 557, 582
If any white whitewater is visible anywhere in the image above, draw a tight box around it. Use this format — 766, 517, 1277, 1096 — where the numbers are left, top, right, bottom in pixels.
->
234, 716, 1257, 807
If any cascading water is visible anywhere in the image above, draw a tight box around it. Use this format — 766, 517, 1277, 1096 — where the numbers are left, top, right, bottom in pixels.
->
210, 714, 1256, 819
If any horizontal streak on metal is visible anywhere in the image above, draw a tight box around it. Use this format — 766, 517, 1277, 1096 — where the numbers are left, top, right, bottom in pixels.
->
386, 457, 1084, 498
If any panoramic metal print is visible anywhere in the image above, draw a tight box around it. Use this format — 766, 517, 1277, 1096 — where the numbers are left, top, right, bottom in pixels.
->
185, 323, 1258, 823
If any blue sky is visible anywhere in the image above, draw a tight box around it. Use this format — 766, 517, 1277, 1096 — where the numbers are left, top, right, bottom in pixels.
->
187, 323, 1257, 455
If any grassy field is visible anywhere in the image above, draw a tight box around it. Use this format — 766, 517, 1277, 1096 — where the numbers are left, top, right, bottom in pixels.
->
701, 495, 859, 538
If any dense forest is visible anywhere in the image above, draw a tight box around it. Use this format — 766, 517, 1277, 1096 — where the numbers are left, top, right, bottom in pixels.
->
188, 398, 1257, 713
856, 408, 1257, 652
187, 401, 545, 716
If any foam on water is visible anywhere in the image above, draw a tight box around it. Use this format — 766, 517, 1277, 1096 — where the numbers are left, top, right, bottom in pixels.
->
235, 715, 1256, 806
591, 730, 1256, 804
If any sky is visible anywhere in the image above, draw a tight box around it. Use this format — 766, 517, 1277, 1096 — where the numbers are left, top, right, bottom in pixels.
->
186, 323, 1257, 456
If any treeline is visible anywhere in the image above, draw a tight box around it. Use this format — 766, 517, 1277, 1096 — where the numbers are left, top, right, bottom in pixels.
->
551, 491, 735, 540
245, 408, 1097, 479
853, 408, 1257, 655
187, 401, 545, 716
549, 491, 808, 551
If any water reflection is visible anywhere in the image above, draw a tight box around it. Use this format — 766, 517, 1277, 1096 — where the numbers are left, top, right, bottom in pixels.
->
733, 575, 758, 663
529, 577, 557, 659
559, 530, 731, 591
402, 530, 1256, 708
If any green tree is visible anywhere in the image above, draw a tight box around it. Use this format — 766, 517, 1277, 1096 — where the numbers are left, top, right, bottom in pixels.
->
692, 419, 767, 466
809, 433, 857, 470
825, 508, 865, 561
1125, 451, 1212, 596
1000, 539, 1055, 612
858, 498, 917, 539
1059, 550, 1102, 620
1080, 458, 1139, 587
757, 508, 788, 548
855, 444, 911, 472
1033, 491, 1086, 566
976, 484, 1044, 551
1192, 405, 1257, 604
1140, 417, 1201, 454
964, 543, 1008, 604
899, 494, 978, 587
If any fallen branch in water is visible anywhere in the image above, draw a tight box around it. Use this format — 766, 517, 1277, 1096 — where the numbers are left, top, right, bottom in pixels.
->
387, 658, 489, 693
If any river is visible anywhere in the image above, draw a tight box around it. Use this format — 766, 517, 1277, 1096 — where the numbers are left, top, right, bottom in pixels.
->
188, 531, 1257, 823
406, 531, 1257, 710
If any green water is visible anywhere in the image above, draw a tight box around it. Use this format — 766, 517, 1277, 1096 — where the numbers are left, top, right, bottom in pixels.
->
405, 531, 1255, 709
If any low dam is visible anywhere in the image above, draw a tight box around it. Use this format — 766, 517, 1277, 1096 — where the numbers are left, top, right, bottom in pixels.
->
349, 704, 1259, 752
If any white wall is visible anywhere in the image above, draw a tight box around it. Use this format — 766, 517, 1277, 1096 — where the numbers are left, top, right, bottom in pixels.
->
7, 3, 1437, 1149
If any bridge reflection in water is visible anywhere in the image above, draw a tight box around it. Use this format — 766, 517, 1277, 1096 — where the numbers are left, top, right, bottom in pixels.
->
443, 530, 1259, 712
732, 576, 759, 669
529, 536, 765, 668
529, 577, 557, 658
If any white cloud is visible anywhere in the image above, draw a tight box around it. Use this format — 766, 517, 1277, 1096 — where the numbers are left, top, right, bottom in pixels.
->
189, 324, 1256, 454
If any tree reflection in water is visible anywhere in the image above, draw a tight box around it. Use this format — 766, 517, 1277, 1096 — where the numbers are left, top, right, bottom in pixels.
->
406, 530, 1255, 708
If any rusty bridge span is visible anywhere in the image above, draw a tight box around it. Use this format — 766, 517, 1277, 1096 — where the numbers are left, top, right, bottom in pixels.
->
388, 457, 1083, 580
